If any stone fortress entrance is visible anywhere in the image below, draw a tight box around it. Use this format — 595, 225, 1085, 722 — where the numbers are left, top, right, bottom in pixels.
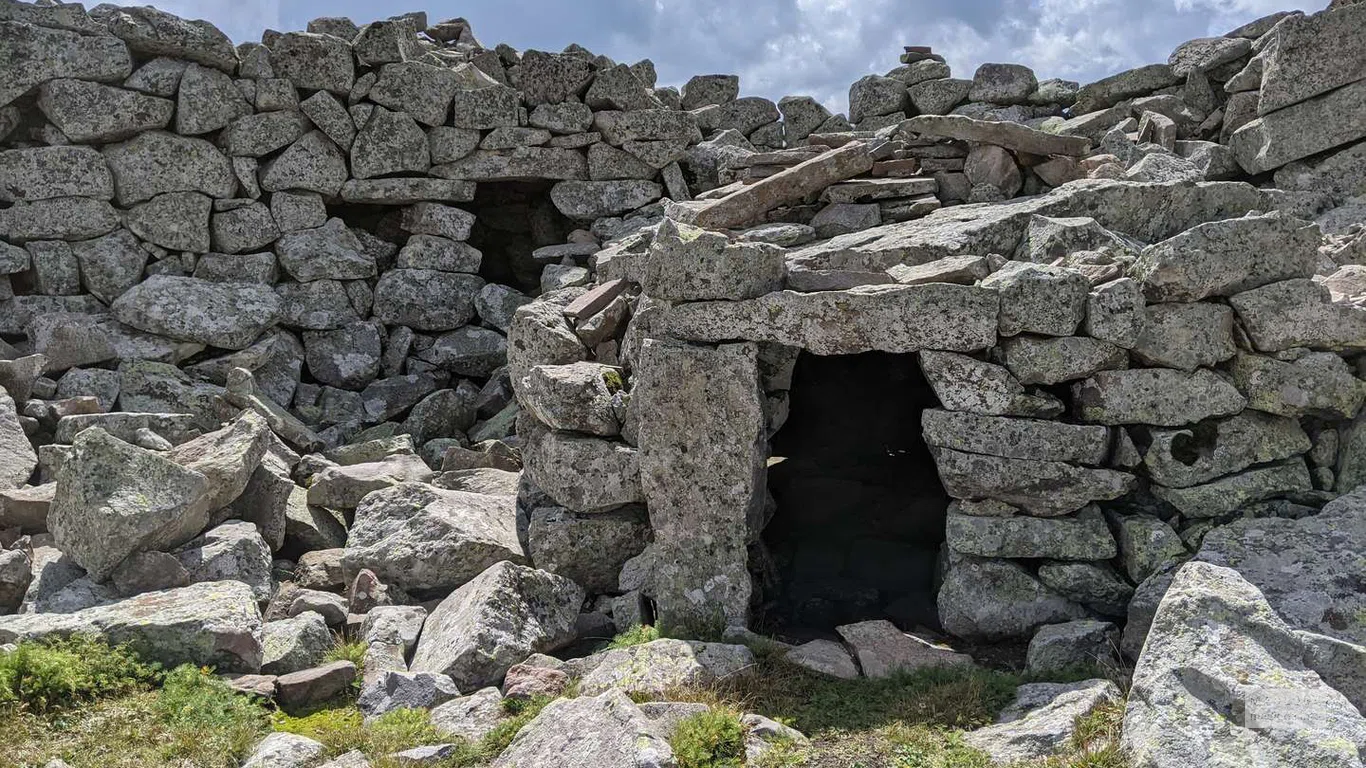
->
761, 352, 947, 636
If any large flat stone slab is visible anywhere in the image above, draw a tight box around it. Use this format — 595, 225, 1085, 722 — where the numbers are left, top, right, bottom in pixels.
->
920, 408, 1110, 465
931, 447, 1136, 516
0, 580, 262, 672
1232, 78, 1366, 173
900, 114, 1090, 156
632, 340, 764, 630
1072, 369, 1247, 426
659, 284, 999, 355
684, 142, 874, 230
1258, 3, 1366, 114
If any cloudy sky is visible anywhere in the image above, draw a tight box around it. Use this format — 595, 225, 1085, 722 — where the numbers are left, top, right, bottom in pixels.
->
154, 0, 1306, 113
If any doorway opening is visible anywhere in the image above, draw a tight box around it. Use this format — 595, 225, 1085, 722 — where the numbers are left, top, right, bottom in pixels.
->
761, 351, 949, 638
463, 180, 575, 294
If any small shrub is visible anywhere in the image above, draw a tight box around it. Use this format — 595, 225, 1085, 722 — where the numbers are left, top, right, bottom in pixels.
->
480, 695, 553, 757
607, 624, 660, 649
671, 708, 746, 768
323, 635, 368, 668
0, 635, 158, 713
154, 665, 269, 761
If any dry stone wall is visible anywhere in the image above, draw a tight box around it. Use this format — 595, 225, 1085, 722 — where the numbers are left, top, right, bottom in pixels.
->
0, 0, 1362, 729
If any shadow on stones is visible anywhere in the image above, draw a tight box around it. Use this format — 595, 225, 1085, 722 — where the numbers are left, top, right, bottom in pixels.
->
760, 351, 949, 640
463, 180, 575, 293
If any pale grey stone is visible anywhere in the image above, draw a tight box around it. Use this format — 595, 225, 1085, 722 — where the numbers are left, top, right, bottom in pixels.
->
528, 505, 648, 593
1152, 459, 1314, 518
947, 505, 1116, 560
848, 75, 907, 123
0, 197, 120, 243
981, 261, 1089, 337
969, 63, 1037, 104
269, 32, 355, 94
939, 556, 1088, 640
523, 431, 642, 513
577, 638, 755, 697
124, 192, 211, 252
411, 561, 582, 689
1121, 562, 1366, 767
919, 351, 1064, 418
0, 580, 261, 672
1143, 411, 1312, 489
102, 130, 234, 206
373, 270, 483, 331
932, 448, 1136, 516
112, 275, 282, 350
275, 218, 376, 283
1112, 514, 1187, 582
1230, 352, 1366, 421
0, 20, 132, 108
220, 111, 311, 158
490, 690, 674, 767
966, 680, 1123, 763
836, 620, 972, 677
998, 335, 1128, 386
1072, 369, 1247, 426
175, 63, 250, 135
431, 687, 505, 742
1230, 279, 1366, 353
1231, 77, 1366, 174
260, 131, 349, 197
1133, 212, 1319, 303
306, 455, 434, 511
243, 733, 325, 768
36, 79, 172, 143
921, 408, 1109, 465
345, 482, 524, 594
0, 146, 113, 202
784, 639, 859, 679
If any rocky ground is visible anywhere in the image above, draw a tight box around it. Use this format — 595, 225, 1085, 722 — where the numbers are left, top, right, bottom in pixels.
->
1, 0, 1365, 765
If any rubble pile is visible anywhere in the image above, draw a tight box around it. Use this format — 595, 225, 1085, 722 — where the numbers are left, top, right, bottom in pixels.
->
1, 0, 1365, 764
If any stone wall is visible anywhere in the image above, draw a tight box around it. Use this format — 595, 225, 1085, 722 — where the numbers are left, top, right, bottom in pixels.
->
0, 0, 1363, 655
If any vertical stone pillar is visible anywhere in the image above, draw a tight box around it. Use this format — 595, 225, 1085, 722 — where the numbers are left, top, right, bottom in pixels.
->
632, 338, 766, 634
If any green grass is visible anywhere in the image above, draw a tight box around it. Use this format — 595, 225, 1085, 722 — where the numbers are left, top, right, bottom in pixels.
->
671, 707, 746, 768
606, 624, 661, 649
0, 658, 269, 768
0, 635, 159, 713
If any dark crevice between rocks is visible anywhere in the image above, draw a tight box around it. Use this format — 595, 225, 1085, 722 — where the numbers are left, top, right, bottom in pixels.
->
758, 350, 949, 641
462, 180, 576, 293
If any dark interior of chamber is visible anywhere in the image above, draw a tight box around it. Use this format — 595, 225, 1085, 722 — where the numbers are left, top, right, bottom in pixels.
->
463, 180, 575, 293
760, 351, 949, 639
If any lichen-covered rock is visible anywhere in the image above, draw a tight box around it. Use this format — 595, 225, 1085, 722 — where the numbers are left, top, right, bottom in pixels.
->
358, 670, 462, 720
0, 146, 113, 202
112, 276, 283, 350
965, 680, 1122, 763
1196, 488, 1366, 646
243, 733, 326, 768
36, 79, 173, 143
919, 351, 1064, 417
48, 427, 212, 582
661, 284, 999, 355
1152, 459, 1313, 518
1072, 369, 1246, 426
1132, 211, 1319, 302
998, 336, 1128, 386
938, 556, 1088, 640
306, 455, 435, 511
0, 393, 37, 490
491, 690, 675, 768
520, 362, 621, 437
577, 638, 755, 696
1230, 352, 1366, 421
372, 269, 483, 331
932, 447, 1135, 516
174, 520, 274, 601
921, 409, 1110, 465
261, 611, 332, 675
0, 580, 263, 673
1122, 562, 1366, 767
1, 20, 133, 108
410, 561, 583, 690
1131, 302, 1236, 371
643, 218, 784, 302
344, 482, 525, 595
946, 505, 1116, 560
1230, 279, 1366, 353
523, 431, 642, 513
528, 505, 649, 593
1142, 411, 1311, 488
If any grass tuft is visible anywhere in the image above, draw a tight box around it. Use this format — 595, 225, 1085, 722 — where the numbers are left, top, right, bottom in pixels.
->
606, 624, 661, 650
0, 635, 158, 714
671, 707, 746, 768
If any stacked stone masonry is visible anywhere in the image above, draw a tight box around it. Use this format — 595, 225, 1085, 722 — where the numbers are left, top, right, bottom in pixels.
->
0, 2, 1365, 760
